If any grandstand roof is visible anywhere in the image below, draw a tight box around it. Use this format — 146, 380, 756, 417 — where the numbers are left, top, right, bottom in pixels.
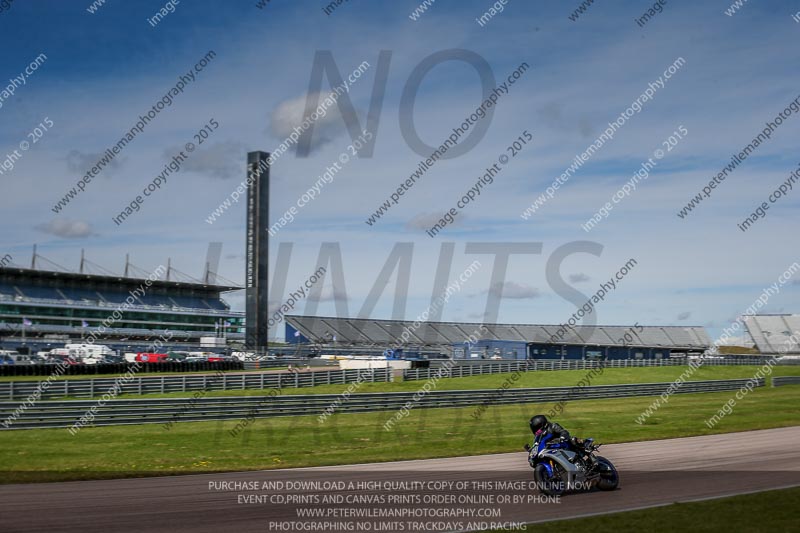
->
742, 314, 800, 354
285, 315, 711, 349
0, 267, 242, 293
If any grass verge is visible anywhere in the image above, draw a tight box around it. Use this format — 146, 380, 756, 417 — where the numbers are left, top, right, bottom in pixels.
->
483, 485, 800, 532
1, 384, 797, 483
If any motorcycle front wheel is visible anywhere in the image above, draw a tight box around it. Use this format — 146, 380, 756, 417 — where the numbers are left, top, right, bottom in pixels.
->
594, 456, 619, 491
533, 463, 565, 496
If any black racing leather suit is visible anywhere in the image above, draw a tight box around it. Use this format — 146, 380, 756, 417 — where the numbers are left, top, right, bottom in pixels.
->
531, 422, 584, 458
534, 421, 570, 441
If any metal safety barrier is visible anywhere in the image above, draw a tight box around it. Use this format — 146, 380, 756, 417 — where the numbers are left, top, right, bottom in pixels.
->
772, 376, 800, 387
0, 368, 391, 401
0, 378, 762, 430
410, 357, 794, 380
241, 359, 337, 370
0, 361, 245, 377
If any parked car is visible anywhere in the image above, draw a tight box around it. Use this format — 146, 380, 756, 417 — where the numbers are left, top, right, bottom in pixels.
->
135, 352, 169, 363
166, 351, 190, 362
0, 351, 36, 365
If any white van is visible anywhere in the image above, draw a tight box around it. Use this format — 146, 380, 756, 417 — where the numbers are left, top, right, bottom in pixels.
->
65, 343, 116, 364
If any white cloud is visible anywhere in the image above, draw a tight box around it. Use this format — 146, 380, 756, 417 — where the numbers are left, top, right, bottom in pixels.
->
66, 150, 123, 175
406, 212, 466, 231
270, 92, 346, 154
175, 141, 246, 180
486, 281, 540, 300
569, 273, 590, 283
308, 285, 349, 303
35, 219, 93, 239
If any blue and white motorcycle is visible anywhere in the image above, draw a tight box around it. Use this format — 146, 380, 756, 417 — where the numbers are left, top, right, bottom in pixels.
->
525, 435, 619, 496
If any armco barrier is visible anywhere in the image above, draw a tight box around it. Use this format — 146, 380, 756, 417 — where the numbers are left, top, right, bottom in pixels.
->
411, 357, 794, 380
0, 378, 763, 430
0, 368, 391, 401
242, 359, 337, 370
0, 361, 244, 377
772, 376, 800, 387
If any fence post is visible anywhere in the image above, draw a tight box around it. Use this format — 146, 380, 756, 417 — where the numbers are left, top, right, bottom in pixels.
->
138, 378, 142, 395
9, 381, 13, 400
183, 375, 187, 392
161, 376, 165, 394
223, 373, 227, 392
89, 379, 94, 398
295, 372, 299, 388
311, 371, 316, 387
260, 372, 265, 390
65, 380, 69, 397
242, 374, 246, 390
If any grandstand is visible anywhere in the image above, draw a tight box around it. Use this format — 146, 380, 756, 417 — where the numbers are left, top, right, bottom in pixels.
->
284, 315, 711, 360
743, 314, 800, 355
0, 261, 244, 352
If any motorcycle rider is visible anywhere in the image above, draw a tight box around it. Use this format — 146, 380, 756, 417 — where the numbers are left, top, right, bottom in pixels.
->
526, 414, 584, 457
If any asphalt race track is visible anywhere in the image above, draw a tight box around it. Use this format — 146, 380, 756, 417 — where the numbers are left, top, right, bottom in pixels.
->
1, 427, 799, 533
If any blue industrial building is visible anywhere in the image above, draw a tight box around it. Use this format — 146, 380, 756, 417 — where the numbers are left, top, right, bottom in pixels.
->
453, 339, 679, 361
285, 316, 711, 361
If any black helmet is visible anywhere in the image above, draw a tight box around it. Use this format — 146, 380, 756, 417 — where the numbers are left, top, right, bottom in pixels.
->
530, 414, 548, 434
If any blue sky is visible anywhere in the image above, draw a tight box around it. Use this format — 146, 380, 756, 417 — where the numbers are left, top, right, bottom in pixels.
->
1, 0, 799, 341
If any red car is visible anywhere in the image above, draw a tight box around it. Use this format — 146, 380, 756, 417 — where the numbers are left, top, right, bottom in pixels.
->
135, 352, 169, 363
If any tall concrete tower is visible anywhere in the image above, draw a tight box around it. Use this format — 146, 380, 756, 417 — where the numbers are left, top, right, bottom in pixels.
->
245, 151, 270, 349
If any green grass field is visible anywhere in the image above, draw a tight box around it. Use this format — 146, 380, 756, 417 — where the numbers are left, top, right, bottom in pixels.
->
17, 364, 799, 400
1, 382, 797, 483
482, 486, 800, 532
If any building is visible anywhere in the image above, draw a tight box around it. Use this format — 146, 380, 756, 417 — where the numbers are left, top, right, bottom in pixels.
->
0, 265, 244, 352
284, 315, 711, 360
743, 314, 800, 355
